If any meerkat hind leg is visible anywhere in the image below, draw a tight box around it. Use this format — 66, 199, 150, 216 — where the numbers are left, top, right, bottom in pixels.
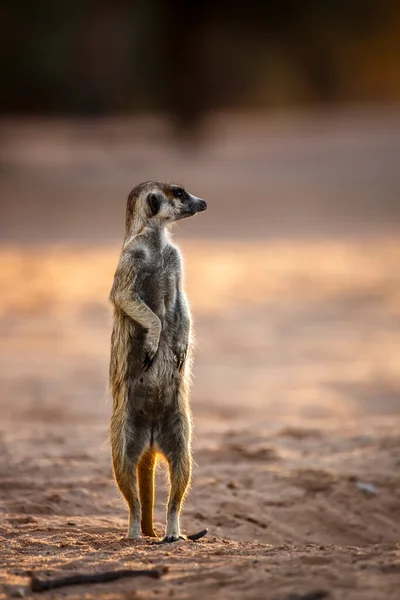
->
113, 456, 141, 538
111, 422, 148, 539
164, 453, 191, 542
161, 437, 191, 543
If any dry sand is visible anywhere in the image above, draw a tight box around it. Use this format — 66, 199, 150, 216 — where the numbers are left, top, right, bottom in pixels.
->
0, 240, 399, 599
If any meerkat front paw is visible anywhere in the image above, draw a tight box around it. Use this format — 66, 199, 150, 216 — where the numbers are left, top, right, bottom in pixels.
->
143, 333, 160, 371
142, 318, 161, 371
174, 341, 188, 371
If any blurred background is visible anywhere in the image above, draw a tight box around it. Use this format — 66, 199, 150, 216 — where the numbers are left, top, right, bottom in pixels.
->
1, 0, 400, 241
1, 0, 400, 576
2, 1, 400, 117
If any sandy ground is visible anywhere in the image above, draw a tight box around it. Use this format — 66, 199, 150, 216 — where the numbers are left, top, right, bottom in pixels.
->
0, 113, 400, 598
0, 239, 400, 599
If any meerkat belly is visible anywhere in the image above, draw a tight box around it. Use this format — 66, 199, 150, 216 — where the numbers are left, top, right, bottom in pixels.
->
154, 273, 179, 373
112, 320, 177, 417
135, 268, 179, 386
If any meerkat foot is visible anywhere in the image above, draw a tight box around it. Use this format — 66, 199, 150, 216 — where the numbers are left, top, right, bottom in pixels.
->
126, 516, 141, 539
161, 534, 187, 543
125, 531, 141, 540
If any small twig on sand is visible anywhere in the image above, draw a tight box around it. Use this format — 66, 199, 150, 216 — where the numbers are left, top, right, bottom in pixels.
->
31, 566, 168, 593
285, 591, 329, 600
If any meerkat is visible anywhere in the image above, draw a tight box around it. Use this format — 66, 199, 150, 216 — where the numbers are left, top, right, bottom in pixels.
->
109, 181, 207, 542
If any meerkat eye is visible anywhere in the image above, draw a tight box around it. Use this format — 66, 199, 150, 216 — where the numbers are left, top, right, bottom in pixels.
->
175, 188, 184, 200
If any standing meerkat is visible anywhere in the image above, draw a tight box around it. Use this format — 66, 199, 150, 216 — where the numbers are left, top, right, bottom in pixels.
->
109, 181, 207, 542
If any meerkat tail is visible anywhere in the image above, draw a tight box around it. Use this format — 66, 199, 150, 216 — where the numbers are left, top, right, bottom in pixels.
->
138, 448, 157, 537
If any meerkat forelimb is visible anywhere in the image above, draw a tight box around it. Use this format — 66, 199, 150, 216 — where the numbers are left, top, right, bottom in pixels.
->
109, 181, 206, 542
110, 274, 161, 369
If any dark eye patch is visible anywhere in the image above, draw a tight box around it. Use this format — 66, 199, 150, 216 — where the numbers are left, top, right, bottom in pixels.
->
174, 188, 186, 200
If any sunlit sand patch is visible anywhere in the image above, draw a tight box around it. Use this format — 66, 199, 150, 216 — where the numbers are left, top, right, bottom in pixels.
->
1, 239, 400, 315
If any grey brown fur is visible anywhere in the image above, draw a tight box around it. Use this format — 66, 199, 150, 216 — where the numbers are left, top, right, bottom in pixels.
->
109, 181, 206, 541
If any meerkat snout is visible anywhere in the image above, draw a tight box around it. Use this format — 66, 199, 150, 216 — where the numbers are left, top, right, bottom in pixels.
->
192, 198, 207, 212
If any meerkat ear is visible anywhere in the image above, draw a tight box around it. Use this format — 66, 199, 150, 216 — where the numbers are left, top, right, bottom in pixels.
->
147, 192, 162, 216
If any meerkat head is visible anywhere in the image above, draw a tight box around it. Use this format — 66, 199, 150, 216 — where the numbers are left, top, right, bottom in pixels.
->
125, 181, 207, 235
